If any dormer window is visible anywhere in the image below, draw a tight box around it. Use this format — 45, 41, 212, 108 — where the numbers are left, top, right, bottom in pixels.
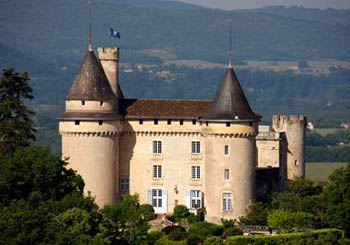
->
81, 100, 85, 106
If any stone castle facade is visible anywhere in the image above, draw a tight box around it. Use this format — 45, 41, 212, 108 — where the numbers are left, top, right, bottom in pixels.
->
59, 44, 306, 223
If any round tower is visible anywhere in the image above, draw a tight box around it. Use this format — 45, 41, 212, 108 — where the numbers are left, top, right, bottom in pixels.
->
59, 45, 122, 207
272, 115, 306, 179
201, 66, 260, 223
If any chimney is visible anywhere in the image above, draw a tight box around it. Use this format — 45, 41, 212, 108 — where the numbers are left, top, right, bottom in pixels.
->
98, 47, 119, 97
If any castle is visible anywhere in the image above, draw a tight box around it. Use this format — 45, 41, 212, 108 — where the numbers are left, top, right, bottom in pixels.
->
59, 42, 306, 223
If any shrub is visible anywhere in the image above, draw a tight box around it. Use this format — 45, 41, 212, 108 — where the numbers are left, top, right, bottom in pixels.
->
188, 222, 224, 242
162, 225, 186, 235
225, 228, 343, 245
156, 236, 186, 245
139, 204, 155, 221
168, 227, 187, 241
187, 213, 199, 224
267, 210, 295, 233
186, 233, 201, 245
146, 231, 164, 244
204, 236, 223, 245
174, 205, 189, 220
238, 202, 269, 226
224, 227, 243, 237
294, 211, 315, 230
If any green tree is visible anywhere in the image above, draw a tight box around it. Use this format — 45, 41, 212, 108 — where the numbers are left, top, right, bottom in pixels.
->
0, 68, 35, 155
102, 194, 150, 244
239, 202, 269, 226
323, 164, 350, 236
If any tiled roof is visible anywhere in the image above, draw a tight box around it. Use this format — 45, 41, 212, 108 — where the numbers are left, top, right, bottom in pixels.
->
121, 99, 211, 120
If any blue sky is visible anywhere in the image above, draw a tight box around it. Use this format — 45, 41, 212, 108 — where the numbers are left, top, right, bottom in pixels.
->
177, 0, 350, 10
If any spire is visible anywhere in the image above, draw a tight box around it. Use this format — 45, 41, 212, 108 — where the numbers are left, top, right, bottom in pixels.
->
202, 67, 259, 121
228, 11, 233, 68
88, 0, 93, 51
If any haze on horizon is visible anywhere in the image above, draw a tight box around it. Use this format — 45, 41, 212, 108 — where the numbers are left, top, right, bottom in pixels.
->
176, 0, 350, 10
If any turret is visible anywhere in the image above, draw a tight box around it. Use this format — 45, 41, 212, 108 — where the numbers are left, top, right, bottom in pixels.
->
59, 45, 122, 207
201, 65, 260, 223
272, 115, 306, 179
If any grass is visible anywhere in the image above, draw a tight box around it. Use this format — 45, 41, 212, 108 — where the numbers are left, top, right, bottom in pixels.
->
314, 128, 338, 136
306, 162, 349, 181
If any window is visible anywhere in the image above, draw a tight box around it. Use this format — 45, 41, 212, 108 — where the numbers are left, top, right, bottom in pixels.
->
192, 141, 200, 154
100, 101, 103, 106
222, 193, 232, 211
81, 100, 85, 106
192, 119, 196, 125
98, 120, 103, 125
167, 119, 172, 125
153, 141, 162, 154
191, 166, 200, 179
153, 165, 162, 179
226, 122, 231, 127
224, 169, 230, 180
152, 189, 163, 208
190, 190, 202, 209
154, 119, 158, 125
120, 178, 129, 192
75, 120, 80, 125
139, 119, 143, 125
224, 145, 230, 156
180, 120, 184, 125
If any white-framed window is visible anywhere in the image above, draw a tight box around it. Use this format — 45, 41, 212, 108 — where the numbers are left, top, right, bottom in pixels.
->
222, 192, 233, 212
191, 166, 200, 179
120, 177, 129, 192
190, 190, 202, 209
224, 169, 230, 180
153, 140, 162, 154
152, 189, 163, 208
224, 145, 230, 156
153, 165, 162, 179
191, 141, 201, 154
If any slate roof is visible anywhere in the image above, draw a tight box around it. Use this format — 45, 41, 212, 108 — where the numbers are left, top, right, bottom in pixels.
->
66, 49, 117, 101
202, 67, 260, 121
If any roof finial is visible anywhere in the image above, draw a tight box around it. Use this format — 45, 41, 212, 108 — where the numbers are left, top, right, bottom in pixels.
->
228, 11, 233, 68
88, 0, 93, 51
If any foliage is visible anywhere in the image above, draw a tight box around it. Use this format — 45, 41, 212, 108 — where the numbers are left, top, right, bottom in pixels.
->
173, 205, 190, 221
225, 228, 343, 245
146, 231, 165, 244
238, 202, 269, 226
102, 194, 150, 244
139, 203, 155, 221
322, 164, 350, 236
224, 227, 243, 237
0, 68, 35, 155
306, 146, 350, 162
167, 227, 187, 241
162, 225, 186, 235
0, 146, 105, 244
204, 236, 224, 245
155, 236, 186, 245
267, 210, 315, 232
187, 222, 224, 242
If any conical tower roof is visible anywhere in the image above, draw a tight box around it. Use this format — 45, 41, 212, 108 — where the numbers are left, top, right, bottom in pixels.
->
66, 49, 117, 101
203, 67, 259, 121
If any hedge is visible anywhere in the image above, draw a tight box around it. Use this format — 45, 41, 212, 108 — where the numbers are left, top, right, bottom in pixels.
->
225, 228, 343, 245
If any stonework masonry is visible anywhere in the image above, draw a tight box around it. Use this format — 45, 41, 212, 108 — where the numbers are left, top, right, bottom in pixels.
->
59, 44, 306, 223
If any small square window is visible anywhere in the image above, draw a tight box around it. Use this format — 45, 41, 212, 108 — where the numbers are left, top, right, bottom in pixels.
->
81, 100, 85, 106
98, 120, 103, 125
224, 145, 229, 156
224, 169, 230, 180
192, 119, 196, 125
75, 120, 80, 125
191, 166, 200, 179
153, 165, 162, 179
139, 119, 143, 125
226, 122, 231, 127
153, 141, 162, 154
192, 141, 200, 154
154, 119, 158, 125
100, 101, 104, 106
180, 120, 184, 125
167, 119, 172, 125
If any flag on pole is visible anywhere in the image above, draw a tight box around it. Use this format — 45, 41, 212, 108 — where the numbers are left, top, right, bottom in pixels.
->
109, 27, 121, 39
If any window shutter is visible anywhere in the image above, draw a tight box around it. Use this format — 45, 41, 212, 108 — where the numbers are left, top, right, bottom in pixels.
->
200, 191, 203, 209
147, 189, 152, 205
186, 191, 191, 209
163, 189, 168, 213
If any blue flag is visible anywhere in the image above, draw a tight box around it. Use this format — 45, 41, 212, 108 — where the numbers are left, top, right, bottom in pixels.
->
110, 27, 121, 39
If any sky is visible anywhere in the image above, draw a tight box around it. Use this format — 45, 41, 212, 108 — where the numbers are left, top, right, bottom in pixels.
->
176, 0, 350, 10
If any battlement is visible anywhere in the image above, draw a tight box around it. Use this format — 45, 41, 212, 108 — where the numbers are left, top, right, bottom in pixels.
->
98, 47, 119, 60
272, 115, 307, 130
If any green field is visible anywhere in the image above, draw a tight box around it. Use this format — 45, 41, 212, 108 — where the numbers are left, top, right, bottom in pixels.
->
306, 162, 349, 181
314, 128, 338, 136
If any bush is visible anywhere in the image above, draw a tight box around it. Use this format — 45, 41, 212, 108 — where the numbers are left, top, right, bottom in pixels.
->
267, 210, 315, 233
174, 205, 189, 220
139, 204, 155, 221
225, 229, 343, 245
187, 213, 199, 224
188, 222, 224, 242
224, 227, 243, 237
162, 225, 186, 235
238, 202, 269, 226
146, 231, 164, 244
204, 236, 223, 245
168, 227, 187, 241
156, 236, 186, 245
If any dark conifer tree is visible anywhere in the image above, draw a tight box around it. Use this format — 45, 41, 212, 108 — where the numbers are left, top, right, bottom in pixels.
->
0, 68, 35, 155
